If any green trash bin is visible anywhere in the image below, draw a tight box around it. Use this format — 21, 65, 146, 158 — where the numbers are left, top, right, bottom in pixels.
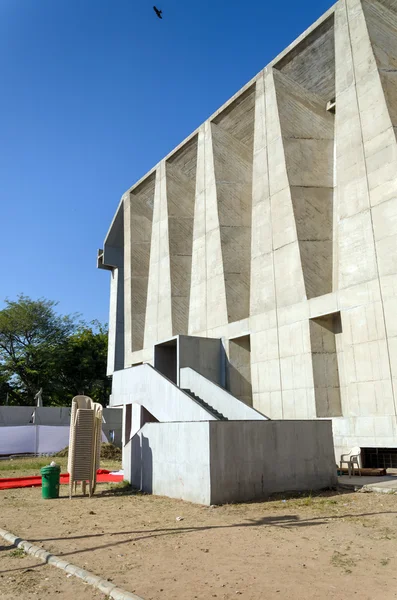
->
40, 465, 61, 500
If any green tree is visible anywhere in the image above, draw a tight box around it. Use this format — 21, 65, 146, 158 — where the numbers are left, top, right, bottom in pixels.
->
0, 295, 109, 406
53, 321, 111, 405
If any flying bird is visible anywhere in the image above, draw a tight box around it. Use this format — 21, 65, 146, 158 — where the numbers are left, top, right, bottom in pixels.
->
153, 6, 162, 19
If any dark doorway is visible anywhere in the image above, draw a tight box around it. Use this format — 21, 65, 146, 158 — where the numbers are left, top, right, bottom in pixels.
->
227, 335, 252, 406
362, 447, 397, 469
309, 312, 342, 418
154, 338, 177, 384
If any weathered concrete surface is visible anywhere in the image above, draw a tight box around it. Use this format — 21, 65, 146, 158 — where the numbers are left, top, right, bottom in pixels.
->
210, 420, 337, 504
100, 0, 397, 461
338, 474, 397, 493
127, 420, 336, 505
178, 335, 224, 386
127, 422, 211, 505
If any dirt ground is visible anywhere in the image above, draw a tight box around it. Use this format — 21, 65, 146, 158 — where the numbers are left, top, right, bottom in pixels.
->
1, 481, 397, 600
0, 541, 104, 600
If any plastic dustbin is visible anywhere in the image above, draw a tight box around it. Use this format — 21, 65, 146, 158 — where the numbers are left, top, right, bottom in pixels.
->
40, 465, 61, 499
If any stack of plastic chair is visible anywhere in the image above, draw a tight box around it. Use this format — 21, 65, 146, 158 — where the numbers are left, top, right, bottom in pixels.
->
68, 395, 103, 498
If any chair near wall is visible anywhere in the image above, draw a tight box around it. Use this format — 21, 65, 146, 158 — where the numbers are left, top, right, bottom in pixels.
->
340, 447, 361, 477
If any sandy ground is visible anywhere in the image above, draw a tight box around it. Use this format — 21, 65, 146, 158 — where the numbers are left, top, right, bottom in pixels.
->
0, 541, 104, 600
1, 482, 397, 600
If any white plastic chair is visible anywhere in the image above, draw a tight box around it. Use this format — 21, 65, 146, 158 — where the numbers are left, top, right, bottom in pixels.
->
68, 395, 103, 498
340, 446, 361, 477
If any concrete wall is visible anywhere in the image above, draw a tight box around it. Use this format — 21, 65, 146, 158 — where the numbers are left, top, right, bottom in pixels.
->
178, 336, 224, 386
0, 407, 71, 426
102, 408, 123, 447
100, 0, 397, 459
98, 203, 125, 376
179, 367, 268, 420
209, 420, 337, 504
126, 422, 211, 505
124, 420, 336, 505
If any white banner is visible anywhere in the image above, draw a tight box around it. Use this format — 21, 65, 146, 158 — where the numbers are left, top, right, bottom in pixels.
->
0, 426, 107, 456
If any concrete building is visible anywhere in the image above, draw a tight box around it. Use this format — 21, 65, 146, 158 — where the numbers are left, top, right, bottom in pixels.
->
99, 0, 397, 489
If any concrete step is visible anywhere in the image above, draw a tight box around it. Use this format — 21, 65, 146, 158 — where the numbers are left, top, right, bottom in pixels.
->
182, 389, 228, 421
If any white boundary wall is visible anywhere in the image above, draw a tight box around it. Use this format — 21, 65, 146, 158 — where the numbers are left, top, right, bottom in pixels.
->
0, 426, 71, 456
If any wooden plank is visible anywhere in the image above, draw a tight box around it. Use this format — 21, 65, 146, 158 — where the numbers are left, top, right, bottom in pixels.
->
339, 467, 387, 476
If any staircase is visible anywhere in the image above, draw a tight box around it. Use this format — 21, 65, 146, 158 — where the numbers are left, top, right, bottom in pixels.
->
182, 389, 228, 421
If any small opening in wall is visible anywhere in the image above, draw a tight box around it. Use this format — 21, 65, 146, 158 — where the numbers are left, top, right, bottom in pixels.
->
227, 335, 252, 406
362, 447, 397, 469
310, 311, 342, 418
154, 339, 177, 384
326, 98, 336, 114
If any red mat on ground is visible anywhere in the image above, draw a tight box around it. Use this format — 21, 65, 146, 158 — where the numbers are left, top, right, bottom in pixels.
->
0, 469, 123, 490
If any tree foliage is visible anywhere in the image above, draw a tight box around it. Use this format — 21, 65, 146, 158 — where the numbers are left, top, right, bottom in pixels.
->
0, 295, 110, 406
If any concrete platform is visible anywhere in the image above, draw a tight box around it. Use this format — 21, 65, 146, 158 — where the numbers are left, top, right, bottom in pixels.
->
338, 475, 397, 494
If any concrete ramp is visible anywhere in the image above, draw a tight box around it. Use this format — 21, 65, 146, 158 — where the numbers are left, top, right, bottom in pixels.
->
112, 363, 269, 425
180, 367, 269, 421
111, 364, 220, 422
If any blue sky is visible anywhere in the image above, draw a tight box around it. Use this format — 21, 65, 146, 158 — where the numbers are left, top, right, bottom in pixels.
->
0, 0, 333, 324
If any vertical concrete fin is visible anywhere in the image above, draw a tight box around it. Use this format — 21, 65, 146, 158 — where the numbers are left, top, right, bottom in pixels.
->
189, 127, 207, 334
334, 0, 377, 290
124, 172, 155, 357
250, 74, 275, 317
265, 69, 306, 308
104, 206, 125, 374
123, 195, 132, 366
348, 0, 397, 409
144, 163, 172, 348
349, 0, 397, 210
336, 0, 397, 416
211, 85, 255, 323
189, 124, 228, 334
361, 0, 397, 130
108, 263, 124, 374
166, 135, 198, 336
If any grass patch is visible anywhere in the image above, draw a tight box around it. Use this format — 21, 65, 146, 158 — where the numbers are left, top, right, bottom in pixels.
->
351, 516, 379, 529
0, 456, 121, 478
0, 457, 59, 473
331, 551, 356, 573
380, 558, 390, 566
278, 493, 341, 510
379, 527, 395, 540
8, 548, 26, 558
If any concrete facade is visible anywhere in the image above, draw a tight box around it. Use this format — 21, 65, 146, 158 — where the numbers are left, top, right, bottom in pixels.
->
99, 0, 397, 463
127, 420, 336, 505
